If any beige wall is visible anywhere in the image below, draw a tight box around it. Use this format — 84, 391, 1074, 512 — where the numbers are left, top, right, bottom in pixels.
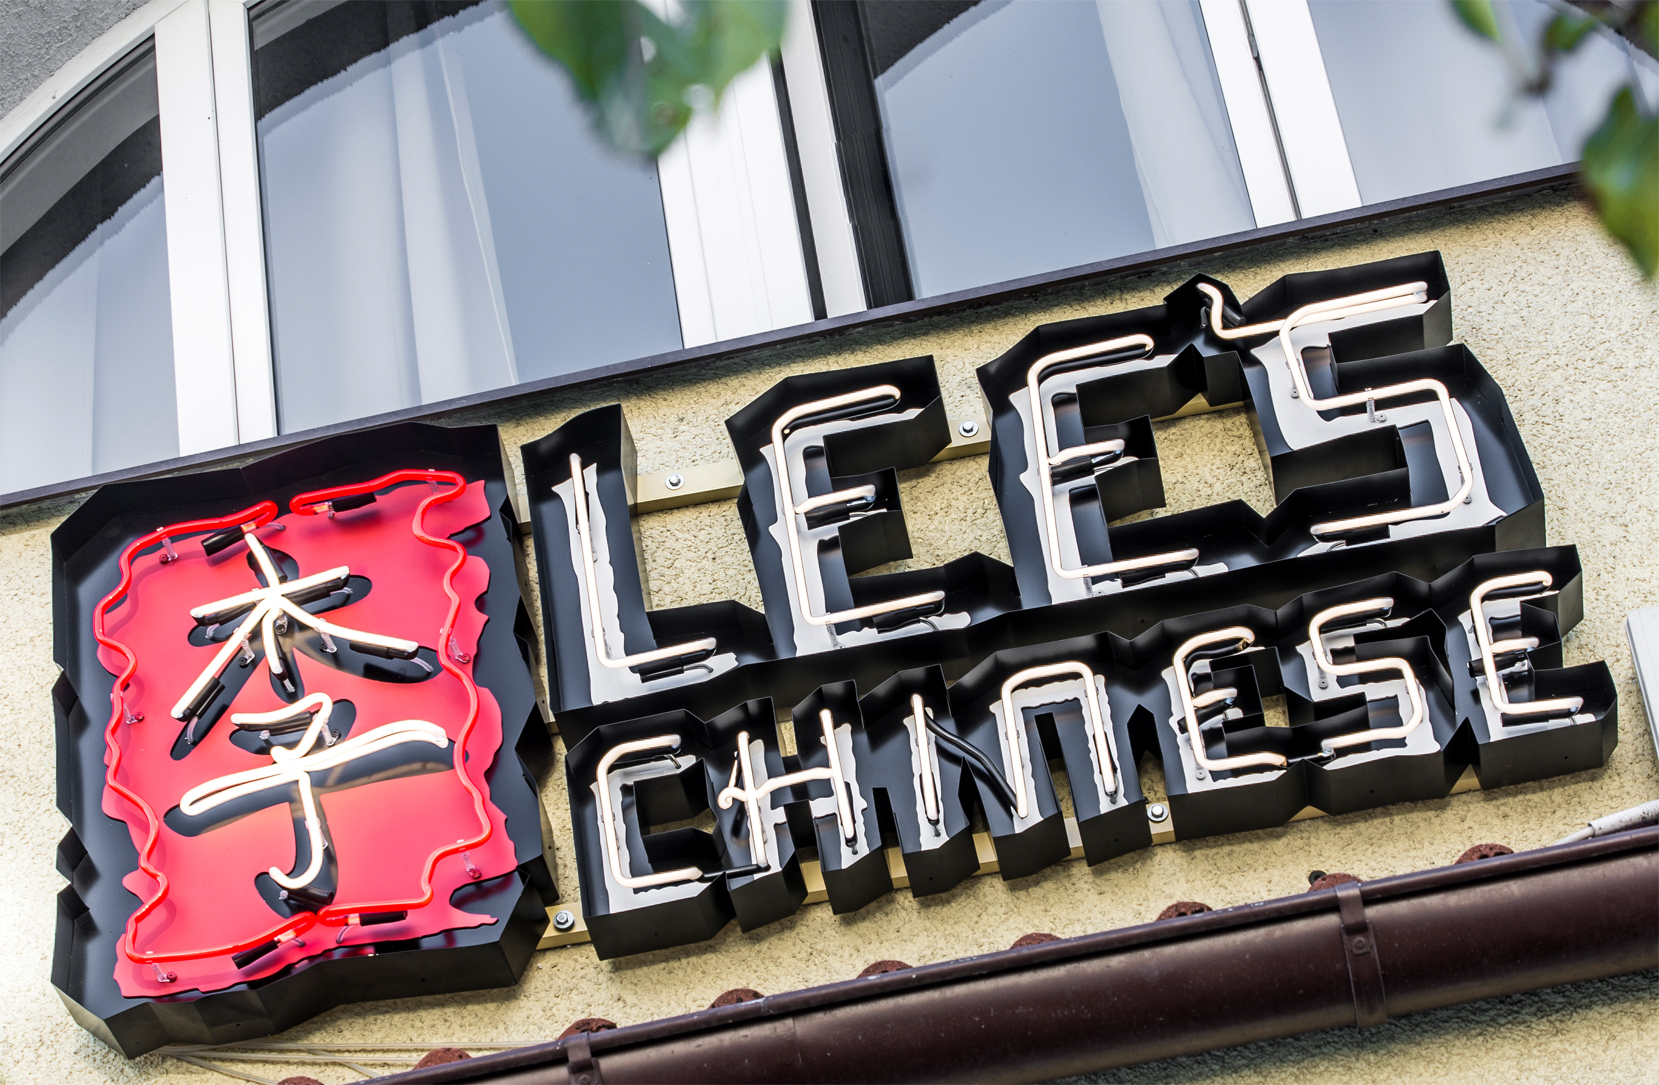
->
3, 188, 1655, 1084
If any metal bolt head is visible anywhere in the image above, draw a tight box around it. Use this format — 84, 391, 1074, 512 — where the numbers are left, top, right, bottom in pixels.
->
664, 472, 685, 491
553, 909, 576, 932
957, 419, 980, 438
1147, 803, 1169, 823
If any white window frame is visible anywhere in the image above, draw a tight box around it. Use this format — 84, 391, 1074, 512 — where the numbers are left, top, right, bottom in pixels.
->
0, 0, 262, 461
1197, 0, 1298, 226
210, 0, 277, 442
154, 0, 242, 455
641, 0, 817, 347
1, 0, 826, 479
0, 0, 186, 162
1238, 0, 1363, 217
777, 0, 867, 319
656, 63, 816, 347
0, 0, 1561, 498
768, 0, 1363, 294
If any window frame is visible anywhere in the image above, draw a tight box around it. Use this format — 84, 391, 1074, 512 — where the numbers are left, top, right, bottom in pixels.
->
1196, 0, 1298, 225
0, 0, 1618, 510
802, 0, 1346, 304
1240, 0, 1363, 216
2, 0, 828, 481
209, 0, 278, 442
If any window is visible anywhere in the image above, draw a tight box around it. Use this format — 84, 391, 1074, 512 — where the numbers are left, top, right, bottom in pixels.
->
866, 0, 1253, 299
1, 0, 1652, 500
0, 46, 177, 493
250, 0, 684, 433
809, 0, 1657, 302
813, 0, 1271, 304
1307, 0, 1659, 205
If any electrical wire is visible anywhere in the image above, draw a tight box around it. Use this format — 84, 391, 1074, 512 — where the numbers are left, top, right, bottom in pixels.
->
924, 717, 1022, 813
1551, 799, 1659, 845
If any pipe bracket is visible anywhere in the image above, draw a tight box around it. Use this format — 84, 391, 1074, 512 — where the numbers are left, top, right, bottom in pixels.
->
565, 1032, 600, 1085
1336, 881, 1388, 1028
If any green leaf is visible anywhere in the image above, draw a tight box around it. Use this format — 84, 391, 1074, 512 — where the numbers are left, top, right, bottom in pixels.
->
1450, 0, 1502, 42
508, 1, 633, 101
685, 1, 790, 90
509, 0, 786, 159
1581, 87, 1659, 279
1544, 12, 1601, 53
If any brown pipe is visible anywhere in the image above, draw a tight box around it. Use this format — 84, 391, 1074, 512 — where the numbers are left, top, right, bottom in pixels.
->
378, 828, 1658, 1084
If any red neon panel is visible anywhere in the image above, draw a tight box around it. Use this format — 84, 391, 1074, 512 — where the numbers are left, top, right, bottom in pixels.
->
95, 474, 517, 997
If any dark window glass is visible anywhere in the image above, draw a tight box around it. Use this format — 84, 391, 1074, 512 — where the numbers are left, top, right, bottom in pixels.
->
824, 0, 1254, 301
0, 47, 178, 494
251, 0, 683, 435
1309, 0, 1659, 204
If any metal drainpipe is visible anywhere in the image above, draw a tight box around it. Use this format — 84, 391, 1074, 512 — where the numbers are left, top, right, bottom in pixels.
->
378, 828, 1658, 1084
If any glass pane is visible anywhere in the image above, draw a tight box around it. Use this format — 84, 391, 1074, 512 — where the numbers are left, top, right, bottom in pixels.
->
0, 47, 178, 493
1308, 0, 1659, 205
871, 0, 1254, 299
252, 0, 683, 435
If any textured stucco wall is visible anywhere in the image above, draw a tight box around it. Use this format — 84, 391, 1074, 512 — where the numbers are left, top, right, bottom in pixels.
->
0, 0, 150, 120
0, 190, 1655, 1084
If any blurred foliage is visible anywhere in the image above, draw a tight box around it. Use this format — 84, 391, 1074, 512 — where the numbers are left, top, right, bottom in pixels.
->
1583, 87, 1659, 275
509, 0, 1651, 277
1452, 0, 1658, 277
1451, 0, 1504, 43
509, 0, 787, 158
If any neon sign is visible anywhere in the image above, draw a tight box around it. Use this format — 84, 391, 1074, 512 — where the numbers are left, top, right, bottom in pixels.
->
521, 252, 1617, 958
53, 425, 549, 1056
52, 252, 1619, 1050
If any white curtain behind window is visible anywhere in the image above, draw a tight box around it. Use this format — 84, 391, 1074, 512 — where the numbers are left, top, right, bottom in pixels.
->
260, 17, 516, 433
0, 178, 178, 492
1095, 0, 1255, 249
1308, 0, 1659, 204
875, 0, 1255, 298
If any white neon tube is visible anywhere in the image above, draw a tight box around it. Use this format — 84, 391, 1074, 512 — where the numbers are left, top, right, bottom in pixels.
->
767, 386, 945, 627
716, 715, 856, 866
998, 662, 1117, 820
1172, 627, 1287, 773
171, 532, 419, 722
1024, 337, 1201, 583
908, 694, 940, 826
179, 693, 448, 890
1200, 279, 1470, 539
1306, 597, 1426, 756
568, 453, 718, 672
1469, 572, 1584, 720
594, 735, 706, 890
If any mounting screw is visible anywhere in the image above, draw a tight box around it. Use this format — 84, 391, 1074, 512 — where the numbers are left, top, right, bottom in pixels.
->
957, 419, 980, 438
553, 909, 576, 932
1147, 803, 1169, 823
665, 472, 685, 491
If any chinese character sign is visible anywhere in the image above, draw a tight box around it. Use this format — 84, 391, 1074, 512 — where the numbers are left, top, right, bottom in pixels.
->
52, 425, 549, 1056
